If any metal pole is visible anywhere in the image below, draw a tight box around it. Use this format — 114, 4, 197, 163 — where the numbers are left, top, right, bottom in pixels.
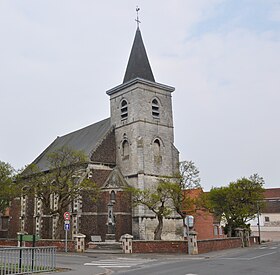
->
19, 234, 23, 272
65, 228, 68, 253
257, 208, 261, 244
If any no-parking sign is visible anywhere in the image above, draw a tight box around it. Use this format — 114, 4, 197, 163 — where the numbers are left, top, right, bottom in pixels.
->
63, 212, 71, 221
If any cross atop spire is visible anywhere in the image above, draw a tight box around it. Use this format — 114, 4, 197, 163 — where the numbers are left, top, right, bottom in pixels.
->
135, 6, 141, 28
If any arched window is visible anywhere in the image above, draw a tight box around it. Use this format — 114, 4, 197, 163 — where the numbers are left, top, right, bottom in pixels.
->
110, 191, 116, 202
152, 99, 160, 118
153, 139, 162, 165
122, 140, 129, 160
153, 139, 161, 156
121, 99, 128, 119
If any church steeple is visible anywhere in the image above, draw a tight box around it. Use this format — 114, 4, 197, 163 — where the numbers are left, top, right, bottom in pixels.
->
123, 27, 155, 83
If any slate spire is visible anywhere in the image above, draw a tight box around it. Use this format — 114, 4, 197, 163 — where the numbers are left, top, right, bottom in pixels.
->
123, 27, 155, 83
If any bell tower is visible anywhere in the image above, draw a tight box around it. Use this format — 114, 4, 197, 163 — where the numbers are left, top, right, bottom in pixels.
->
106, 25, 179, 239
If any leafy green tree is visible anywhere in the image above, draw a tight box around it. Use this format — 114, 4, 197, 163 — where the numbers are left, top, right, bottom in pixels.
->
127, 160, 202, 240
0, 161, 20, 214
207, 174, 265, 236
179, 160, 201, 189
170, 161, 202, 229
21, 146, 99, 239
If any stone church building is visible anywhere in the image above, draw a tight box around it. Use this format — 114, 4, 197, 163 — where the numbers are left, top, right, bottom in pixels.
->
18, 26, 181, 241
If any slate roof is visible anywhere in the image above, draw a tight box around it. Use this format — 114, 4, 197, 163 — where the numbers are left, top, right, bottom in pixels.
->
32, 118, 112, 171
123, 27, 155, 83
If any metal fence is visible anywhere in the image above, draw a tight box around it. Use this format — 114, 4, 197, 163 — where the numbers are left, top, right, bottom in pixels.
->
0, 246, 56, 274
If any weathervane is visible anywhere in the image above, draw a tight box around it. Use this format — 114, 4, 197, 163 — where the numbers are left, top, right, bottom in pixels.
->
135, 6, 141, 28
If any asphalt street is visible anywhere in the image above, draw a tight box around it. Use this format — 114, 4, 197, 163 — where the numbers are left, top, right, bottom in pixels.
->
52, 242, 280, 275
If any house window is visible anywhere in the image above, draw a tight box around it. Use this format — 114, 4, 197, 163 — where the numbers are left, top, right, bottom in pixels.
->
121, 100, 128, 119
214, 226, 218, 236
265, 216, 270, 222
152, 99, 159, 118
122, 140, 129, 160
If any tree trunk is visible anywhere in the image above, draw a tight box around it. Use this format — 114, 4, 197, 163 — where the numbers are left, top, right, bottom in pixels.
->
154, 215, 163, 240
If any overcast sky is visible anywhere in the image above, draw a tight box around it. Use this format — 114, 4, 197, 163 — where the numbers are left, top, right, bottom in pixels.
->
0, 0, 279, 190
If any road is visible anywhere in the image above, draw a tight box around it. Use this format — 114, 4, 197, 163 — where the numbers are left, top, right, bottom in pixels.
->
54, 242, 280, 275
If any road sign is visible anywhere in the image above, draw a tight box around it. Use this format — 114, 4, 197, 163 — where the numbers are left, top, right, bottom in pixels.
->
64, 212, 71, 221
64, 223, 70, 231
64, 220, 70, 225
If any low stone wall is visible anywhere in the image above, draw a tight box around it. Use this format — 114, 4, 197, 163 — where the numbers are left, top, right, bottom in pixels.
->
197, 238, 242, 254
0, 239, 75, 252
132, 240, 188, 253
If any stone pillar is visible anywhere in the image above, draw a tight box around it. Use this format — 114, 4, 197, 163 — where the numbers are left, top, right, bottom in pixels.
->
235, 228, 244, 247
122, 234, 133, 253
243, 229, 250, 247
188, 231, 198, 255
74, 233, 86, 252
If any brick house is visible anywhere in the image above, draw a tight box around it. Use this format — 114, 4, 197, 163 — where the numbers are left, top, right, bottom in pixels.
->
8, 26, 181, 241
182, 189, 225, 240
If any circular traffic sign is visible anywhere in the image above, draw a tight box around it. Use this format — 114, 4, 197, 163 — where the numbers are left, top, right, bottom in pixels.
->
63, 212, 71, 221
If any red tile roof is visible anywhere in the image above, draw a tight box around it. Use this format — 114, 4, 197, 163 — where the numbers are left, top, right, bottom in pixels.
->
264, 188, 280, 199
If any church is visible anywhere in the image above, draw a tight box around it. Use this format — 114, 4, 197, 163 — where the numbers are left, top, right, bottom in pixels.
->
18, 24, 181, 241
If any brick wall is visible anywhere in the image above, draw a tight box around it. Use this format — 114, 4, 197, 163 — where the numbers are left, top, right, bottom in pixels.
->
197, 238, 242, 254
249, 236, 260, 245
132, 240, 188, 253
91, 129, 116, 164
8, 198, 21, 238
0, 239, 75, 252
132, 238, 244, 254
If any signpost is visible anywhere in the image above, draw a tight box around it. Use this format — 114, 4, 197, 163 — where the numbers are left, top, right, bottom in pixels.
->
64, 212, 71, 252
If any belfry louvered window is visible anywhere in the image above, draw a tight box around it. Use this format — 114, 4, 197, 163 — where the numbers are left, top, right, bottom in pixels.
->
152, 99, 159, 118
121, 99, 128, 119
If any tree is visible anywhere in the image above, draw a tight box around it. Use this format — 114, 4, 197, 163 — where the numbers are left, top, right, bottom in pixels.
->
22, 146, 99, 239
179, 160, 201, 189
207, 174, 265, 236
0, 161, 20, 214
170, 161, 202, 228
127, 160, 202, 240
127, 180, 172, 240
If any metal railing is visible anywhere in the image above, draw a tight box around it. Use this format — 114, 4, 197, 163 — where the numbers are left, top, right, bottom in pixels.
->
0, 246, 56, 274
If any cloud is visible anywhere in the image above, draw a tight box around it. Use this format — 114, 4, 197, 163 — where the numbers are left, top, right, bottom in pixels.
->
0, 1, 279, 190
